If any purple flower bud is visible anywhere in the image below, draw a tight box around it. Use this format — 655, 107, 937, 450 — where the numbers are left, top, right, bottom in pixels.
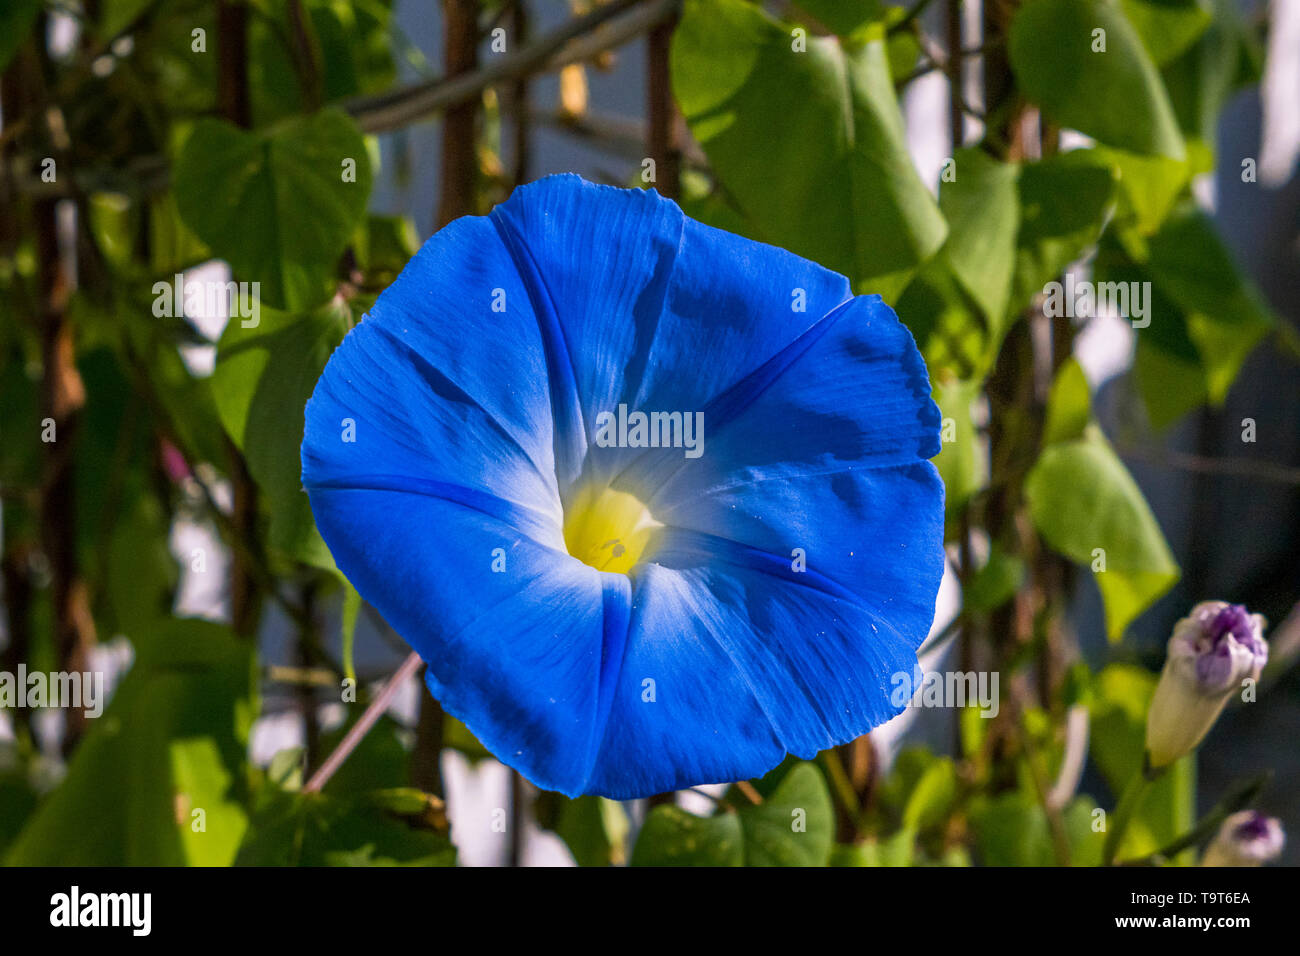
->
159, 439, 191, 483
1201, 811, 1285, 867
1189, 603, 1269, 693
1146, 602, 1268, 769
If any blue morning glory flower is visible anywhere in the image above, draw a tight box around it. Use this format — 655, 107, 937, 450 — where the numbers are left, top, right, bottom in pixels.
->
301, 174, 944, 799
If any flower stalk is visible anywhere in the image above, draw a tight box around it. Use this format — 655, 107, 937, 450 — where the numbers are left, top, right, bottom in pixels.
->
1103, 757, 1165, 866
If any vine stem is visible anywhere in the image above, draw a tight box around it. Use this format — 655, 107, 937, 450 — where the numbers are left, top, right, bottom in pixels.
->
646, 3, 681, 198
303, 651, 423, 794
1120, 773, 1269, 866
346, 0, 669, 134
1102, 760, 1166, 865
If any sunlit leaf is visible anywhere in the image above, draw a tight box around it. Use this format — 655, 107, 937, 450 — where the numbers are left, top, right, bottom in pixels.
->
1144, 206, 1273, 404
673, 0, 947, 300
1120, 0, 1213, 66
1009, 0, 1185, 159
235, 788, 455, 866
6, 620, 256, 866
631, 762, 833, 866
738, 762, 835, 866
1012, 152, 1118, 312
212, 300, 350, 569
1027, 429, 1179, 640
932, 377, 987, 522
174, 109, 372, 311
940, 149, 1020, 323
630, 805, 744, 866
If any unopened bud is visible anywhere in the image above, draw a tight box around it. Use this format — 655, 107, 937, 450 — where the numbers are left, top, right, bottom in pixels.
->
1145, 602, 1268, 769
1201, 811, 1284, 867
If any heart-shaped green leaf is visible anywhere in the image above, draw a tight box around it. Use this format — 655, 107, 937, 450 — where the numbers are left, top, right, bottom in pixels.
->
1009, 0, 1185, 160
174, 109, 372, 311
673, 0, 947, 300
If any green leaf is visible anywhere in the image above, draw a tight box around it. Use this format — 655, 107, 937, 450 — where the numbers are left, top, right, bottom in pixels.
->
0, 748, 38, 858
86, 192, 137, 269
106, 494, 179, 636
309, 0, 398, 102
877, 746, 938, 810
152, 343, 230, 470
1144, 207, 1273, 404
631, 762, 834, 866
1134, 317, 1209, 428
970, 791, 1104, 865
919, 162, 1094, 375
442, 714, 493, 764
737, 762, 835, 865
6, 620, 256, 866
147, 191, 211, 277
212, 300, 350, 569
1012, 153, 1118, 314
173, 109, 372, 311
933, 377, 987, 520
99, 0, 156, 39
235, 788, 455, 866
267, 747, 306, 791
71, 348, 154, 557
896, 262, 988, 380
1121, 0, 1213, 66
902, 757, 957, 832
1092, 147, 1191, 237
672, 0, 946, 300
964, 543, 1027, 614
315, 714, 410, 797
1162, 0, 1256, 144
791, 0, 884, 36
1092, 243, 1207, 427
1009, 0, 1185, 159
939, 149, 1020, 323
631, 805, 745, 866
882, 8, 924, 81
969, 792, 1057, 866
353, 213, 421, 285
1091, 664, 1197, 860
831, 827, 916, 866
250, 0, 397, 124
1063, 795, 1107, 866
1026, 429, 1179, 640
1042, 357, 1091, 445
1098, 207, 1271, 428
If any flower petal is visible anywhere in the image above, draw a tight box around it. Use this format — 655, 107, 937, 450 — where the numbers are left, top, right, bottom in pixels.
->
634, 294, 944, 621
489, 175, 853, 490
302, 175, 947, 799
490, 175, 683, 490
302, 215, 563, 539
584, 562, 785, 798
587, 548, 924, 796
306, 484, 630, 796
629, 216, 852, 417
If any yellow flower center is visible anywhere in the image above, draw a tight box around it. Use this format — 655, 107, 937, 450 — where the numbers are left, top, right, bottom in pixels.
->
563, 485, 661, 574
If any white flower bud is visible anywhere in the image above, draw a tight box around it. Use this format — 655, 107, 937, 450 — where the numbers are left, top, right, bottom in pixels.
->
1201, 811, 1284, 867
1145, 602, 1268, 769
